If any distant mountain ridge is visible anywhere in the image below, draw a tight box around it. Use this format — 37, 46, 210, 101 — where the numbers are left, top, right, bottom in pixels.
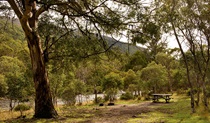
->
0, 17, 143, 54
104, 36, 144, 54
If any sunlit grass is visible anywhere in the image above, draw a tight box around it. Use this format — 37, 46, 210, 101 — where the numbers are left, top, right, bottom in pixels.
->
128, 111, 169, 123
0, 109, 34, 121
128, 94, 210, 123
115, 98, 143, 105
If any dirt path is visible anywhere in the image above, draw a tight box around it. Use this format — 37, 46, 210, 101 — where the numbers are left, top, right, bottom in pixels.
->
1, 100, 170, 123
88, 102, 163, 123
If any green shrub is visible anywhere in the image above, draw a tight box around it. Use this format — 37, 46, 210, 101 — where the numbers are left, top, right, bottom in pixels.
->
176, 89, 186, 94
120, 92, 133, 100
14, 104, 31, 117
104, 94, 110, 102
94, 97, 104, 104
14, 104, 31, 111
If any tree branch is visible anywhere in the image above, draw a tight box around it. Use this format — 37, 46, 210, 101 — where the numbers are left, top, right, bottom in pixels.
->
35, 5, 48, 19
80, 40, 118, 58
7, 0, 23, 19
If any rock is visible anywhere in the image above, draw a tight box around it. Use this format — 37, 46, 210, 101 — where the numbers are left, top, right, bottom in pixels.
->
107, 103, 115, 106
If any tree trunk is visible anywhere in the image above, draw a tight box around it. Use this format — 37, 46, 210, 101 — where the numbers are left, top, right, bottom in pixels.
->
27, 32, 58, 118
195, 75, 200, 106
167, 68, 172, 92
171, 19, 195, 113
94, 87, 98, 103
202, 83, 208, 110
196, 88, 200, 106
9, 99, 14, 111
7, 0, 58, 118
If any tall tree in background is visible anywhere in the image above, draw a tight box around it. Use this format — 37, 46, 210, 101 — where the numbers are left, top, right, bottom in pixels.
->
174, 0, 210, 110
4, 0, 138, 118
154, 0, 210, 112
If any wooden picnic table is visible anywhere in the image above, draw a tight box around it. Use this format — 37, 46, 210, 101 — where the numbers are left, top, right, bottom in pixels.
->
151, 94, 172, 103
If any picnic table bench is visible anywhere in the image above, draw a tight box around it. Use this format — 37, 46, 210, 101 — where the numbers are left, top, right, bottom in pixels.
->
151, 94, 172, 103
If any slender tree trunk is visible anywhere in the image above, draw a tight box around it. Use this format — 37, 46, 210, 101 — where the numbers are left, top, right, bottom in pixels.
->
171, 20, 196, 113
9, 99, 13, 111
202, 78, 208, 110
94, 87, 98, 103
195, 75, 200, 106
196, 88, 200, 106
167, 68, 172, 92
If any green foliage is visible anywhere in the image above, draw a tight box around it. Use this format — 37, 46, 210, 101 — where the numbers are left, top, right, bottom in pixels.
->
143, 22, 160, 39
0, 19, 24, 41
0, 56, 31, 101
125, 51, 149, 71
0, 56, 26, 74
0, 74, 7, 97
49, 73, 65, 103
172, 68, 187, 90
0, 0, 210, 119
86, 64, 107, 93
0, 43, 13, 57
155, 52, 174, 67
6, 74, 28, 101
60, 79, 86, 105
0, 19, 33, 102
120, 92, 134, 100
94, 97, 104, 104
14, 103, 31, 117
140, 61, 168, 93
61, 82, 77, 106
132, 22, 161, 45
14, 104, 31, 112
103, 72, 123, 90
205, 86, 210, 98
103, 72, 123, 102
123, 69, 138, 91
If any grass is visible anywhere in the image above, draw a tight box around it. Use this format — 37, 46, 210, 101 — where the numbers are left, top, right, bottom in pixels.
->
115, 98, 142, 105
1, 95, 210, 123
128, 95, 210, 123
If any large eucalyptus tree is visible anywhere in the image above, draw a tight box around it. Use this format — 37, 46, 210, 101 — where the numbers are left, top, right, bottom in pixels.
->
3, 0, 138, 118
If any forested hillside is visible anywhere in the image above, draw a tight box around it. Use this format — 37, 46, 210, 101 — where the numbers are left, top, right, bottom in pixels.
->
0, 18, 34, 109
105, 36, 144, 54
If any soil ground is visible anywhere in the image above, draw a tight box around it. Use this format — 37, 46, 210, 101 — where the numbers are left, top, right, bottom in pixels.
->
1, 100, 167, 123
91, 102, 156, 123
2, 95, 209, 123
59, 101, 169, 123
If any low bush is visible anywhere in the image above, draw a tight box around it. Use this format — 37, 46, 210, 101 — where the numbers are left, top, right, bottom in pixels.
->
94, 97, 104, 104
14, 104, 31, 117
120, 92, 133, 100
